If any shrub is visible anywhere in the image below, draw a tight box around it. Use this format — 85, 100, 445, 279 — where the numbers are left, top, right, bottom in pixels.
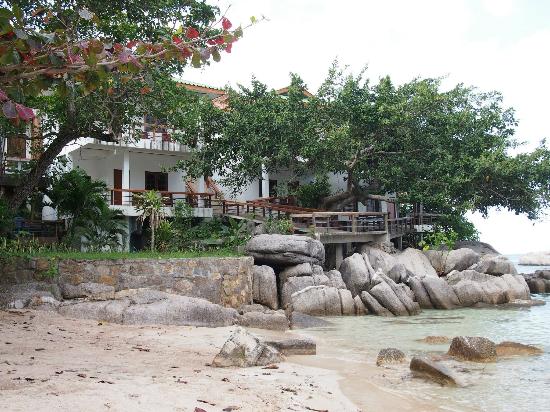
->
295, 176, 331, 208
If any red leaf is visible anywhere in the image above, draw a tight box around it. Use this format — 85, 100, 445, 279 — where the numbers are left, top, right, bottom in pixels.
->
207, 39, 217, 45
181, 48, 192, 58
15, 104, 35, 121
172, 35, 182, 45
0, 89, 8, 101
113, 43, 123, 53
186, 27, 200, 39
2, 101, 17, 119
140, 86, 151, 95
126, 40, 138, 49
225, 43, 232, 53
215, 36, 225, 45
222, 17, 232, 30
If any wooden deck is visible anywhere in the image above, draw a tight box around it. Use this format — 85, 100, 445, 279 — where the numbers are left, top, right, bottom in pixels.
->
105, 188, 436, 244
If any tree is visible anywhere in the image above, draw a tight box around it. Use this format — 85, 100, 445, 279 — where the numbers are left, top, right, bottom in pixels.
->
133, 190, 165, 251
0, 1, 251, 211
179, 62, 550, 225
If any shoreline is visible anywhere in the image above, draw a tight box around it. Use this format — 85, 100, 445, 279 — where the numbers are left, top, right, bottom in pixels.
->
0, 310, 360, 412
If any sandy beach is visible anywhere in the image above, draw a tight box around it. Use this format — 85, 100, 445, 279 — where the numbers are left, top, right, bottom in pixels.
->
0, 309, 361, 412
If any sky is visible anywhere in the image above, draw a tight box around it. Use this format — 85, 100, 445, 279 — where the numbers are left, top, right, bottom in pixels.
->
183, 0, 550, 254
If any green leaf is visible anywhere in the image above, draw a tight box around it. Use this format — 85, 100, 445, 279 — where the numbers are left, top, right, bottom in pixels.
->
250, 16, 257, 23
212, 47, 221, 62
11, 4, 22, 21
234, 26, 243, 38
0, 8, 12, 19
191, 51, 201, 68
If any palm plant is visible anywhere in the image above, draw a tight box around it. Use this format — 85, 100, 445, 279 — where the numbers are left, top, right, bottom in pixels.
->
47, 169, 109, 246
133, 190, 166, 251
78, 204, 126, 252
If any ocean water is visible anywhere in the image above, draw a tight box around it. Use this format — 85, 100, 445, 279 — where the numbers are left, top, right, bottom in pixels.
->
298, 256, 550, 411
304, 296, 550, 411
506, 254, 550, 274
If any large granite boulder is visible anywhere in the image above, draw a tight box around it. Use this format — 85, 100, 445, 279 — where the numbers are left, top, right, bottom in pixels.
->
280, 276, 315, 309
59, 291, 239, 327
0, 282, 62, 309
471, 255, 517, 276
339, 289, 356, 315
289, 311, 332, 329
407, 277, 434, 309
264, 337, 316, 355
522, 271, 550, 293
369, 281, 409, 316
290, 285, 353, 316
453, 240, 499, 255
424, 248, 480, 275
339, 253, 371, 296
395, 248, 438, 278
354, 295, 367, 315
238, 309, 289, 331
448, 336, 497, 362
410, 357, 461, 386
420, 276, 460, 309
61, 282, 115, 301
378, 273, 421, 315
519, 251, 550, 266
245, 234, 324, 266
252, 265, 278, 310
278, 263, 313, 284
326, 270, 348, 289
361, 246, 397, 274
387, 263, 409, 284
211, 327, 283, 367
360, 291, 393, 316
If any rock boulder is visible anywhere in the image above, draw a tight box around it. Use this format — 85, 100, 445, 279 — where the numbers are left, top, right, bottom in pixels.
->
245, 234, 324, 266
448, 336, 497, 362
252, 265, 278, 310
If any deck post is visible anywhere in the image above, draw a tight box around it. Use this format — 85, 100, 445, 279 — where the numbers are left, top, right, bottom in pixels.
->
351, 214, 357, 233
335, 244, 344, 270
384, 213, 388, 233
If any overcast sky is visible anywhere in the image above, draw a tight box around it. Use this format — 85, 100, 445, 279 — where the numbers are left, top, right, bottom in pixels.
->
183, 0, 550, 254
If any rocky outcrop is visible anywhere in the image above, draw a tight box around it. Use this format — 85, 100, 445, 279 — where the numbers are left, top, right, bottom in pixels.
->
519, 251, 550, 266
395, 248, 438, 278
369, 281, 409, 316
339, 253, 371, 296
360, 291, 393, 316
211, 327, 283, 367
264, 337, 316, 355
446, 270, 530, 306
410, 357, 461, 386
416, 336, 451, 344
61, 282, 115, 301
495, 341, 543, 357
407, 277, 434, 309
453, 240, 499, 255
289, 286, 351, 316
237, 309, 289, 331
376, 348, 406, 366
420, 276, 460, 309
281, 276, 315, 309
522, 271, 550, 293
362, 246, 396, 275
245, 234, 324, 266
354, 295, 367, 315
278, 263, 313, 284
289, 312, 332, 329
58, 290, 239, 327
448, 336, 497, 362
424, 248, 480, 275
326, 270, 347, 289
471, 255, 517, 276
252, 265, 278, 310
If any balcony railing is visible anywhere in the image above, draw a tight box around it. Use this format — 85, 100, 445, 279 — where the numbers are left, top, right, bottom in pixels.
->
108, 188, 213, 208
84, 134, 189, 153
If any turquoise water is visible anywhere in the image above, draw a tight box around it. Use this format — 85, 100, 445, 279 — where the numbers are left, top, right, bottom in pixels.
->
304, 295, 550, 411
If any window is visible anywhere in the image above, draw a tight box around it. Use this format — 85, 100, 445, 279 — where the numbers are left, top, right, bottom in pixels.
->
145, 171, 168, 191
6, 135, 26, 158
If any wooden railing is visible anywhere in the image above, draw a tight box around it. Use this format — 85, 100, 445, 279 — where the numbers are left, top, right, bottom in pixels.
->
108, 188, 213, 208
291, 211, 388, 234
218, 199, 315, 219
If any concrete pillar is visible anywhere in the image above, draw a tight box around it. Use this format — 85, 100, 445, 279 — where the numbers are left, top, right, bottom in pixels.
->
261, 165, 269, 198
335, 244, 344, 270
197, 176, 205, 207
122, 151, 130, 189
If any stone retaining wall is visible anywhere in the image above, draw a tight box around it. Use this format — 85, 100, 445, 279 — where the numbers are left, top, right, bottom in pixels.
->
0, 257, 253, 309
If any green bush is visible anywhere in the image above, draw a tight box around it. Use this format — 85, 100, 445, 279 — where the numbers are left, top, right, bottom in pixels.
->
0, 197, 13, 237
295, 176, 331, 208
264, 216, 294, 234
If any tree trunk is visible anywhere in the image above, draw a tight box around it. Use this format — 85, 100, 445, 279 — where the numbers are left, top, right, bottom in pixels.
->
6, 131, 74, 212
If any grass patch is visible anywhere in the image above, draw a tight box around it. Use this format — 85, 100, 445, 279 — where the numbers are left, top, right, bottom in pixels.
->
6, 248, 242, 261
